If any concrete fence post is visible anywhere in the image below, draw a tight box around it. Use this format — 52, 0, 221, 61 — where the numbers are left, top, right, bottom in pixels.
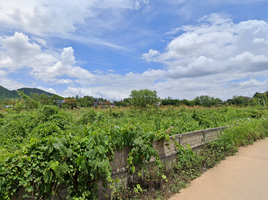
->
203, 131, 206, 144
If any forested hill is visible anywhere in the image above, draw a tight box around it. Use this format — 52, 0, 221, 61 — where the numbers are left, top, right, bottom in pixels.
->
0, 85, 56, 100
0, 85, 18, 100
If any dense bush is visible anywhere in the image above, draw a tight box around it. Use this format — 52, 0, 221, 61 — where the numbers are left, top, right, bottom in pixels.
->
0, 105, 267, 199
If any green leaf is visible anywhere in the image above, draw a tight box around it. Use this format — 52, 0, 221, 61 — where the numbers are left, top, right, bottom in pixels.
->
60, 162, 68, 174
40, 183, 51, 194
50, 161, 59, 172
25, 186, 33, 192
77, 156, 84, 166
85, 149, 96, 159
66, 148, 72, 157
43, 170, 52, 183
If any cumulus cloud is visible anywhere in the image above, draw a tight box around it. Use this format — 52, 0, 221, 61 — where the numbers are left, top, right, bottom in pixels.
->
229, 79, 268, 89
1, 13, 268, 101
142, 49, 160, 61
0, 70, 7, 77
94, 69, 104, 74
0, 32, 166, 100
0, 32, 41, 67
65, 69, 165, 100
28, 47, 95, 82
143, 14, 268, 80
139, 14, 268, 99
36, 86, 57, 94
0, 32, 94, 83
54, 79, 73, 85
0, 77, 26, 90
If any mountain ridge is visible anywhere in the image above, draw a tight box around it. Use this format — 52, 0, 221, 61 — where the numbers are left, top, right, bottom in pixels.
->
0, 85, 57, 100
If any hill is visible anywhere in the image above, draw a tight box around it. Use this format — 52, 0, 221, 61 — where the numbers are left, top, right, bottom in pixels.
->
0, 85, 18, 100
14, 88, 55, 97
0, 85, 56, 100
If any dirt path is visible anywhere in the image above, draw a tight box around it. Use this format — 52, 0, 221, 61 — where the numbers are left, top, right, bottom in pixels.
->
169, 137, 268, 200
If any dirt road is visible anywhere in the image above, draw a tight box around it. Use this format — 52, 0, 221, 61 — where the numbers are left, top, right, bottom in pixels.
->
170, 137, 268, 200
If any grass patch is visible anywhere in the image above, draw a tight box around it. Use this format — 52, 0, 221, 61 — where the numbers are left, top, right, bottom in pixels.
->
112, 118, 268, 200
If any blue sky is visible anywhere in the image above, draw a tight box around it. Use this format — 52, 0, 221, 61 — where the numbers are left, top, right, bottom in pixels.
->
0, 0, 268, 100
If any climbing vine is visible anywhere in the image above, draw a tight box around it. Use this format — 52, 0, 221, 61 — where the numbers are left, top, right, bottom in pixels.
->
0, 103, 267, 199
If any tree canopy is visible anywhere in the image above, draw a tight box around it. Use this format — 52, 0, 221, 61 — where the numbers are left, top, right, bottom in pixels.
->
130, 89, 159, 108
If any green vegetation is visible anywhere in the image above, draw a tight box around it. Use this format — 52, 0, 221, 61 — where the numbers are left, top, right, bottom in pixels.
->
113, 118, 268, 199
1, 85, 268, 109
130, 89, 159, 108
0, 86, 18, 100
0, 85, 56, 100
0, 99, 267, 199
0, 90, 268, 200
16, 88, 55, 98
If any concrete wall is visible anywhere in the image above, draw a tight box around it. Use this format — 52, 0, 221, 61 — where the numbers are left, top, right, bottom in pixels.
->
110, 127, 225, 171
98, 126, 225, 198
12, 127, 225, 200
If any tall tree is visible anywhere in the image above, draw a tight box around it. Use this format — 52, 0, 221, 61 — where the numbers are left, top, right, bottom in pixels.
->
130, 89, 159, 108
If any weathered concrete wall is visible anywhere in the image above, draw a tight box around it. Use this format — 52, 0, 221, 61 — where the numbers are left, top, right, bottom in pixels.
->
109, 127, 224, 172
97, 127, 225, 198
12, 127, 225, 200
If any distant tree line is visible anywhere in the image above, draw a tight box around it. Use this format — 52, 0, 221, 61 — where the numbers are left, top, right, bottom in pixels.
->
1, 89, 267, 110
114, 90, 268, 108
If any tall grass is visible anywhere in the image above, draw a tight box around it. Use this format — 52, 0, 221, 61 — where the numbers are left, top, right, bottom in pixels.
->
113, 116, 268, 199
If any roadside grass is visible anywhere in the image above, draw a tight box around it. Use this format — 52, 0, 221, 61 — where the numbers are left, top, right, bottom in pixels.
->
112, 117, 268, 200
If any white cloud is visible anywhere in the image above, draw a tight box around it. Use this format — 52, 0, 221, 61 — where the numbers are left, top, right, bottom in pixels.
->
0, 0, 155, 51
142, 49, 160, 61
143, 14, 268, 80
33, 37, 47, 46
0, 77, 26, 90
31, 47, 95, 81
0, 32, 41, 65
94, 69, 104, 74
134, 0, 149, 10
0, 32, 164, 100
0, 32, 95, 84
0, 54, 13, 68
0, 0, 150, 36
136, 14, 268, 100
141, 69, 165, 80
229, 79, 268, 89
37, 86, 57, 94
0, 70, 7, 77
54, 79, 73, 85
166, 56, 223, 78
1, 13, 268, 101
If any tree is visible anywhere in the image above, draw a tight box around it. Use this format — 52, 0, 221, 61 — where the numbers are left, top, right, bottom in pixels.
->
114, 98, 131, 107
84, 96, 95, 107
253, 92, 268, 107
130, 89, 159, 108
51, 94, 64, 101
16, 91, 39, 110
77, 96, 94, 107
63, 98, 77, 109
161, 97, 181, 106
227, 96, 249, 106
30, 93, 39, 101
194, 95, 222, 107
39, 93, 50, 105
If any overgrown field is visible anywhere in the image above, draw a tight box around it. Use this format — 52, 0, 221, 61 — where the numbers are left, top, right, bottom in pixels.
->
0, 106, 267, 199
